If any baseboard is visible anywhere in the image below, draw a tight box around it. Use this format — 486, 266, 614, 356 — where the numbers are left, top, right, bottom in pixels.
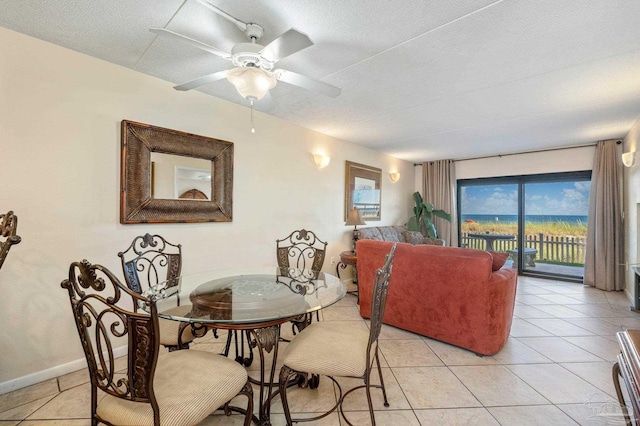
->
0, 346, 127, 395
625, 288, 634, 310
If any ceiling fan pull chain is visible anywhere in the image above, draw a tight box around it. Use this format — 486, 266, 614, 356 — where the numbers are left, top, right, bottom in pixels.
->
250, 100, 256, 134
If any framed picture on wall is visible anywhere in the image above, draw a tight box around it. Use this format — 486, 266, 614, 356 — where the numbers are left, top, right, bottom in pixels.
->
345, 161, 382, 221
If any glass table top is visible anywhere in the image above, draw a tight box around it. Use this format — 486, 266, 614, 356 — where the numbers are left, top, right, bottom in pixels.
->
144, 266, 346, 325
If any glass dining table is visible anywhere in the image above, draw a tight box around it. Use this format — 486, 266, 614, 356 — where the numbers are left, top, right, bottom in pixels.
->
143, 266, 346, 426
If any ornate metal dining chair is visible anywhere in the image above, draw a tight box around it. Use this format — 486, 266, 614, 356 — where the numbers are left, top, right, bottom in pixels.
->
277, 229, 327, 275
118, 233, 196, 351
0, 210, 21, 270
61, 259, 253, 426
276, 229, 328, 332
278, 243, 397, 426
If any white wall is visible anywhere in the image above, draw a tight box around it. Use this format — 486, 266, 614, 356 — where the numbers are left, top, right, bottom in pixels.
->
623, 118, 640, 306
0, 27, 414, 392
455, 146, 595, 180
414, 146, 594, 189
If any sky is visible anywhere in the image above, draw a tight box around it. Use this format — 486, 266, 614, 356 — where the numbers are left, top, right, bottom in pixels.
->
460, 181, 590, 216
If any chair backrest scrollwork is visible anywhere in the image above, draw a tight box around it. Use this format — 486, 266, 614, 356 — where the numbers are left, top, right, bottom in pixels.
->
61, 260, 161, 422
0, 210, 21, 270
276, 229, 327, 275
118, 233, 182, 298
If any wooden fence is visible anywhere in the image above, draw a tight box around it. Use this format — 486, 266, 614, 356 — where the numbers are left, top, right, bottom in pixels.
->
460, 232, 586, 265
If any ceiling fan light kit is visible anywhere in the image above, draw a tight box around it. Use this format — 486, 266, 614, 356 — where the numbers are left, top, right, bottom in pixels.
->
227, 66, 276, 101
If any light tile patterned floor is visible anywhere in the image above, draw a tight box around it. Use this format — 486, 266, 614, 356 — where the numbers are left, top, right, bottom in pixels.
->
0, 276, 636, 425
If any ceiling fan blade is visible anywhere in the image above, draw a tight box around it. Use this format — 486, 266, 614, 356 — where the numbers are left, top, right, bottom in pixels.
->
150, 28, 231, 59
174, 69, 229, 91
194, 0, 247, 32
275, 70, 341, 98
261, 29, 313, 63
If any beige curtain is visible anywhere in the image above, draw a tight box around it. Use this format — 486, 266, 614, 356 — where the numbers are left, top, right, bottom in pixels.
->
422, 160, 458, 247
584, 140, 625, 291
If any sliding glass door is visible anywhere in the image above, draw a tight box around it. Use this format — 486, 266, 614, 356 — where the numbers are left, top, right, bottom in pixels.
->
458, 171, 591, 281
522, 181, 589, 277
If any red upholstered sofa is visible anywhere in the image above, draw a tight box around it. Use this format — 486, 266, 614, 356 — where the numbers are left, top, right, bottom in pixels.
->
357, 239, 518, 355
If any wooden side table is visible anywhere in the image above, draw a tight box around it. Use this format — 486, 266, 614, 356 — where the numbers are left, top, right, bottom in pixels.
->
336, 250, 358, 301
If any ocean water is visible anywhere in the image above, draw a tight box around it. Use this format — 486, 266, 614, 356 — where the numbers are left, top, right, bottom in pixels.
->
461, 214, 588, 225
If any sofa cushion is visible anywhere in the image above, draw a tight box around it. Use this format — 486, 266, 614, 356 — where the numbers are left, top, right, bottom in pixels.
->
358, 227, 384, 241
403, 230, 425, 245
489, 251, 509, 271
360, 226, 446, 246
379, 226, 404, 242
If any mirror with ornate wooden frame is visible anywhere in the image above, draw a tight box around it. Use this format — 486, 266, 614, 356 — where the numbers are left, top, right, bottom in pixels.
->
120, 120, 233, 224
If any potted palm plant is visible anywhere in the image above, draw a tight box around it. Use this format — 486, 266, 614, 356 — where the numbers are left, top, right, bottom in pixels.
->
407, 192, 451, 238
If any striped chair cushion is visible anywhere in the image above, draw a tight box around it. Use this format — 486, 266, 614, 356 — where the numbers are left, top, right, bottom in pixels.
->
281, 322, 372, 377
158, 305, 196, 347
97, 350, 247, 426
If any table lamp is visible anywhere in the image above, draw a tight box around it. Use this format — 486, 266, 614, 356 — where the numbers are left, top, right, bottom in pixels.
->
345, 208, 366, 252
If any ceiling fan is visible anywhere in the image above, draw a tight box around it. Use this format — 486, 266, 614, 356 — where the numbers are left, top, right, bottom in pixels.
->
150, 0, 341, 108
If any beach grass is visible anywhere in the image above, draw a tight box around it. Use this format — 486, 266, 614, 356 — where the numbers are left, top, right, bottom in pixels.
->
461, 220, 587, 237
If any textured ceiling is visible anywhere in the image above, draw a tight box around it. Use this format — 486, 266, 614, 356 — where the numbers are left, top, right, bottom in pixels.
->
1, 0, 640, 162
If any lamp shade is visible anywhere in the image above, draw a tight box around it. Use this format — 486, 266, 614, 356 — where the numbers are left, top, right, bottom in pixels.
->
345, 208, 366, 226
227, 66, 277, 101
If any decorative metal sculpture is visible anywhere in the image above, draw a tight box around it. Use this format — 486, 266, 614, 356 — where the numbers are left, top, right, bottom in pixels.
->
0, 210, 21, 270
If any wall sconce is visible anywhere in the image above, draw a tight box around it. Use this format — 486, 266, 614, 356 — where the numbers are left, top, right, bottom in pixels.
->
313, 154, 330, 169
389, 172, 400, 182
622, 151, 636, 168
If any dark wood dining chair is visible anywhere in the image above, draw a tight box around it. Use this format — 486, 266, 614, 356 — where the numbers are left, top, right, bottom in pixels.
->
118, 233, 196, 351
61, 259, 253, 426
279, 243, 397, 426
0, 210, 21, 270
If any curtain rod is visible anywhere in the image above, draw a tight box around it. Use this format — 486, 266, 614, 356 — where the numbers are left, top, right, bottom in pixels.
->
412, 141, 615, 166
